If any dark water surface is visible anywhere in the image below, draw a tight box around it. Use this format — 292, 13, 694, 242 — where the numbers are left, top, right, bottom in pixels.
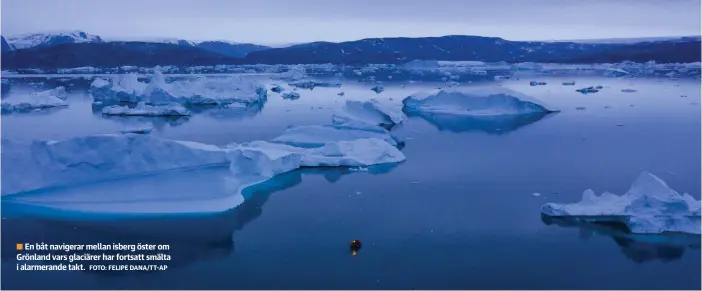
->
2, 75, 700, 289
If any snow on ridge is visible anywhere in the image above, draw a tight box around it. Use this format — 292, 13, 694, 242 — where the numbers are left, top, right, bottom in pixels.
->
402, 87, 557, 116
541, 172, 701, 234
0, 134, 231, 196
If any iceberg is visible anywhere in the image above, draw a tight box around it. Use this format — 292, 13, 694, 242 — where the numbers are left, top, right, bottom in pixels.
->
576, 87, 599, 94
1, 87, 68, 113
101, 102, 191, 116
272, 124, 402, 148
233, 138, 405, 169
402, 87, 557, 116
1, 134, 230, 195
335, 99, 405, 129
90, 70, 267, 106
281, 91, 301, 100
270, 85, 283, 93
371, 85, 385, 93
289, 80, 342, 89
541, 172, 701, 234
604, 68, 630, 77
120, 126, 154, 134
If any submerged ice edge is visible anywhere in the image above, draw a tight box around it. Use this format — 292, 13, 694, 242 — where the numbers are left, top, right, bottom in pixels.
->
541, 171, 701, 235
3, 125, 406, 216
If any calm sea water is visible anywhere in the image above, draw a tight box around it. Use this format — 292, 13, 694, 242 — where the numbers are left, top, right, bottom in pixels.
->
1, 75, 700, 289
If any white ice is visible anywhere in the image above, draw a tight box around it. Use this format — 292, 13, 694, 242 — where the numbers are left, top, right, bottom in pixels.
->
334, 99, 405, 128
102, 102, 191, 116
402, 87, 556, 116
541, 172, 701, 234
1, 134, 230, 195
1, 86, 68, 112
289, 80, 342, 89
90, 70, 267, 106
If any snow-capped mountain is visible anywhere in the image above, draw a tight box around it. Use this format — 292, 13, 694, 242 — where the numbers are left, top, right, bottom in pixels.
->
3, 33, 700, 68
6, 31, 103, 50
242, 35, 701, 64
103, 36, 198, 46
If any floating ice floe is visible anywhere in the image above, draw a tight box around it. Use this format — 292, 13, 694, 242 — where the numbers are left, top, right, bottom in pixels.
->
334, 99, 405, 129
541, 172, 701, 234
90, 70, 267, 106
270, 85, 283, 93
272, 123, 402, 148
1, 86, 68, 113
604, 68, 630, 77
102, 102, 191, 116
402, 87, 557, 116
371, 85, 385, 93
562, 81, 576, 86
529, 81, 547, 86
1, 134, 230, 195
120, 126, 154, 134
621, 89, 637, 93
281, 91, 301, 100
576, 87, 599, 94
289, 80, 342, 89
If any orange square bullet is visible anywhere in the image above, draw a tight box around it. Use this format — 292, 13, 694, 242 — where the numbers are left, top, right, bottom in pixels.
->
16, 244, 23, 251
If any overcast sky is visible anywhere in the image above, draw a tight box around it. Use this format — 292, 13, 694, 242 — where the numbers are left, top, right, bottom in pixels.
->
2, 0, 700, 45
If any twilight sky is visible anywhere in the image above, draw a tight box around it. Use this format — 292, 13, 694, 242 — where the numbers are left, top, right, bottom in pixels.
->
2, 0, 700, 45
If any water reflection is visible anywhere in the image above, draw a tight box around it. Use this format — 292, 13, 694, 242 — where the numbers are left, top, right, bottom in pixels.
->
405, 110, 556, 134
542, 215, 701, 263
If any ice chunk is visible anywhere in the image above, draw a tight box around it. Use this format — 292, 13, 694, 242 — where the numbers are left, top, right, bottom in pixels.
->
289, 80, 342, 89
541, 172, 701, 234
331, 114, 394, 134
337, 92, 345, 96
529, 81, 547, 86
270, 85, 283, 93
604, 68, 630, 77
402, 87, 556, 116
272, 124, 402, 148
281, 91, 301, 100
371, 85, 385, 93
336, 99, 405, 128
90, 70, 267, 106
1, 134, 230, 195
621, 89, 637, 93
562, 81, 576, 86
102, 102, 191, 116
234, 138, 405, 168
576, 87, 599, 94
1, 87, 68, 113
